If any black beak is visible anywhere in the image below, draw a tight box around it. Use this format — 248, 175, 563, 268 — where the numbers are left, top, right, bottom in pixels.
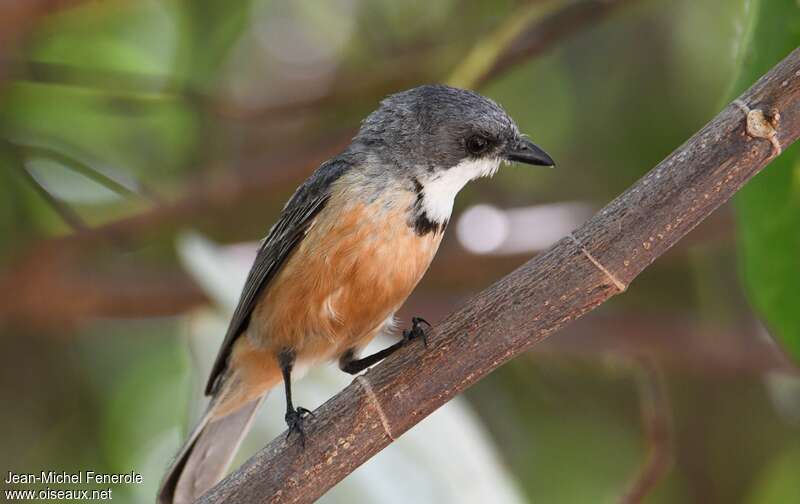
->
505, 138, 555, 167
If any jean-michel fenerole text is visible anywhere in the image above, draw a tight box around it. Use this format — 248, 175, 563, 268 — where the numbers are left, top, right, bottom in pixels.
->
5, 470, 143, 485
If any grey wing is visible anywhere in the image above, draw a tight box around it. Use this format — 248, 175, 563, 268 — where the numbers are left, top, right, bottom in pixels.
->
204, 159, 351, 395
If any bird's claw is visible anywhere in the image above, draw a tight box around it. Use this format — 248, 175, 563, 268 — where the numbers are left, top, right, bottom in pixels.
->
403, 316, 431, 347
285, 407, 313, 447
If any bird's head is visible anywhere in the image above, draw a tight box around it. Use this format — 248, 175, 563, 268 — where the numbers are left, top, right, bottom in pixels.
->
351, 84, 554, 225
354, 84, 554, 174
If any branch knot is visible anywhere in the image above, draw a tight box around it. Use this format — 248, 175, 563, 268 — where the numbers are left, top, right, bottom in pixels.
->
734, 100, 782, 158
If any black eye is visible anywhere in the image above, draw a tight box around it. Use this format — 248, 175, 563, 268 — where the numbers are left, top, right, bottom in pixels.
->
466, 135, 490, 156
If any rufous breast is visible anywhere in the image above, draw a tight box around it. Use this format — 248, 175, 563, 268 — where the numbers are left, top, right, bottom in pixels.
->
250, 182, 443, 361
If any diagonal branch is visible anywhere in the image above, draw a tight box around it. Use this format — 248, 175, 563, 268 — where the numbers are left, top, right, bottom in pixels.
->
197, 47, 800, 504
8, 0, 637, 246
0, 0, 641, 326
476, 0, 637, 87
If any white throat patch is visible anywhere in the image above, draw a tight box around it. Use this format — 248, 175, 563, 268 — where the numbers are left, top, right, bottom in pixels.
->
420, 157, 501, 223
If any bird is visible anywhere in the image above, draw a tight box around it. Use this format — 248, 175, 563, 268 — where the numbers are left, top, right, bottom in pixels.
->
157, 84, 554, 504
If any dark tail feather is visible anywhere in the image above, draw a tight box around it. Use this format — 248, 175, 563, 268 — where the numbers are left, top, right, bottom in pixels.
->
157, 394, 266, 504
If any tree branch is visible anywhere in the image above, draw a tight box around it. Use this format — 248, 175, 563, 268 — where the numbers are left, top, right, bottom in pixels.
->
0, 0, 640, 327
223, 0, 637, 121
478, 0, 637, 87
197, 47, 800, 504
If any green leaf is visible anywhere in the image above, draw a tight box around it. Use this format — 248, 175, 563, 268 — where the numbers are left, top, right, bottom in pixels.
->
747, 446, 800, 504
178, 0, 256, 89
23, 145, 141, 201
731, 0, 800, 361
0, 2, 198, 188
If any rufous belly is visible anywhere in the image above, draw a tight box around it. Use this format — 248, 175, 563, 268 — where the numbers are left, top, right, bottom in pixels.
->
225, 186, 442, 405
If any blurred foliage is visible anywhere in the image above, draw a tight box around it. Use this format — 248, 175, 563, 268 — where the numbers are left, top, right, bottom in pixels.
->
1, 1, 799, 503
732, 0, 800, 362
747, 446, 800, 504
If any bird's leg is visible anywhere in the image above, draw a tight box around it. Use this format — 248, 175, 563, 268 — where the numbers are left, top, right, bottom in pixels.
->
278, 350, 312, 446
339, 317, 431, 375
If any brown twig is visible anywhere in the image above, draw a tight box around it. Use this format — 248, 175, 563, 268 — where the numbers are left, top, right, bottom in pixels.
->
0, 244, 207, 330
0, 0, 640, 327
534, 313, 794, 375
197, 47, 800, 504
0, 1, 89, 64
227, 0, 637, 121
478, 0, 637, 87
619, 358, 673, 504
0, 135, 345, 328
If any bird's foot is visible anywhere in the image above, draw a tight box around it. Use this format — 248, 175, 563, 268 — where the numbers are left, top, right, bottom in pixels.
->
402, 316, 431, 347
285, 407, 313, 447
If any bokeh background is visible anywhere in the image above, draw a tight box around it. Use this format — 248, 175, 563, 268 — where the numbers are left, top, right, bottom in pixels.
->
1, 1, 799, 503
